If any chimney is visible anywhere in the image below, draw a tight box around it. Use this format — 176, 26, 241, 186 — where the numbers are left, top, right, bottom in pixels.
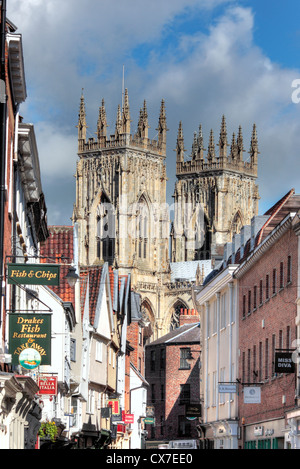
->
240, 225, 251, 259
232, 233, 241, 263
179, 308, 200, 326
250, 215, 269, 249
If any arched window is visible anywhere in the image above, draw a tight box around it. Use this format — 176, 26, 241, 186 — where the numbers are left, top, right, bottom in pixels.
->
195, 214, 211, 260
137, 199, 149, 260
232, 211, 243, 235
96, 194, 115, 264
170, 302, 186, 331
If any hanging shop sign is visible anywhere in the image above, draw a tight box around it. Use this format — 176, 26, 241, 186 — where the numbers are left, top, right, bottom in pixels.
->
143, 417, 155, 425
9, 313, 51, 369
244, 386, 261, 404
38, 376, 57, 395
108, 399, 120, 416
146, 405, 155, 417
218, 383, 237, 393
7, 263, 60, 286
186, 404, 202, 418
274, 352, 295, 373
122, 412, 134, 424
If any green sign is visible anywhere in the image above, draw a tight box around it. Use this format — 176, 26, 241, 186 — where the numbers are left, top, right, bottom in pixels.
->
9, 313, 52, 368
143, 417, 155, 425
7, 263, 60, 286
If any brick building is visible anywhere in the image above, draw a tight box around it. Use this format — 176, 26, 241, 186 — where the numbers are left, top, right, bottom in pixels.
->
235, 190, 300, 449
145, 309, 200, 448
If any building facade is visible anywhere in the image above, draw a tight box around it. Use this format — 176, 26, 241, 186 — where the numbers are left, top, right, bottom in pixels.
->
145, 310, 201, 448
194, 265, 239, 449
235, 190, 300, 450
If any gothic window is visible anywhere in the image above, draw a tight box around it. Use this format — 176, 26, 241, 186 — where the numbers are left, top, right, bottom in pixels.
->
195, 215, 211, 260
137, 199, 149, 261
232, 211, 243, 235
96, 195, 115, 264
170, 302, 186, 331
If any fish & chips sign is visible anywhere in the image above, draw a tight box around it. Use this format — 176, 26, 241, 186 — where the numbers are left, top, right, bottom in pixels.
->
7, 263, 60, 286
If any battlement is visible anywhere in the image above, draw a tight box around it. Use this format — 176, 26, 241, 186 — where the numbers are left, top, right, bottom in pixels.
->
78, 133, 165, 156
176, 116, 259, 178
77, 89, 168, 157
176, 155, 257, 177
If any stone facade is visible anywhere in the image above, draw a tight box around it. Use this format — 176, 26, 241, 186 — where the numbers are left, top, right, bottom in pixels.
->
171, 116, 260, 262
73, 92, 260, 339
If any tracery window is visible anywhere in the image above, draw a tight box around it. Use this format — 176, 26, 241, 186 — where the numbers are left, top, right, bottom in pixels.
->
96, 195, 115, 264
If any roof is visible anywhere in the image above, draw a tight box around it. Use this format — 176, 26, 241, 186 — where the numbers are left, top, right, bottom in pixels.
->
130, 362, 149, 386
170, 260, 212, 282
206, 189, 300, 283
147, 322, 200, 347
257, 189, 300, 245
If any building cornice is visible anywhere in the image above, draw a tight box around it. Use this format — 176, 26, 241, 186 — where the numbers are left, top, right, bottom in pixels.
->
196, 265, 238, 305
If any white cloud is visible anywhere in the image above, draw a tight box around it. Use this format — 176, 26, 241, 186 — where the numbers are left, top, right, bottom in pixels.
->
7, 1, 300, 223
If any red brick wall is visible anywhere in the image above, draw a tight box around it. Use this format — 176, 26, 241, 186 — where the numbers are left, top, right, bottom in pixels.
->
238, 227, 298, 428
127, 322, 144, 374
179, 309, 200, 326
165, 343, 200, 439
145, 341, 200, 441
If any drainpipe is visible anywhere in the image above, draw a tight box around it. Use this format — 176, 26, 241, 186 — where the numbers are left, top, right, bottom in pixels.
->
0, 0, 7, 326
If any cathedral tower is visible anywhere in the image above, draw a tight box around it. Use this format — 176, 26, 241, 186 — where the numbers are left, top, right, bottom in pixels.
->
73, 90, 171, 338
171, 116, 260, 262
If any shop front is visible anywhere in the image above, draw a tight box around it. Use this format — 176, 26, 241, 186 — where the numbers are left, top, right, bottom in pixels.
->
243, 418, 285, 449
284, 408, 300, 449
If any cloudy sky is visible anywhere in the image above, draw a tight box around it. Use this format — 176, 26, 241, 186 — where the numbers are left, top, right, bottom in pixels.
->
7, 0, 300, 225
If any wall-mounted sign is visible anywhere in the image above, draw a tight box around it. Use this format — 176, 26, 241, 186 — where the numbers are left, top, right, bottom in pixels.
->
38, 376, 57, 395
7, 263, 60, 286
244, 386, 261, 404
274, 352, 295, 373
254, 426, 264, 436
9, 313, 51, 368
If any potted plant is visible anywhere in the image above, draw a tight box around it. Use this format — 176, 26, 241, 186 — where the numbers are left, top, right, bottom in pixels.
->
38, 420, 58, 442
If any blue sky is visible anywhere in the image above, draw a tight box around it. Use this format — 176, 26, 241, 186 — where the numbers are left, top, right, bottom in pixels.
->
7, 0, 300, 225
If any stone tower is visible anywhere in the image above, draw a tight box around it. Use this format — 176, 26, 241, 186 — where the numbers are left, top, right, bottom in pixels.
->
73, 90, 172, 338
171, 116, 260, 262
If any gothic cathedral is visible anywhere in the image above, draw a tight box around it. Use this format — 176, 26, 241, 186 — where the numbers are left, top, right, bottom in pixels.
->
73, 90, 259, 339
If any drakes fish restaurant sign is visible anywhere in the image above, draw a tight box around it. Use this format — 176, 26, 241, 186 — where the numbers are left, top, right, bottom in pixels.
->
7, 263, 60, 286
9, 313, 51, 369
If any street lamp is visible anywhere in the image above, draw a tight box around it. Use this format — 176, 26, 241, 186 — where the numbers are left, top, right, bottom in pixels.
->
65, 266, 79, 287
186, 350, 201, 367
